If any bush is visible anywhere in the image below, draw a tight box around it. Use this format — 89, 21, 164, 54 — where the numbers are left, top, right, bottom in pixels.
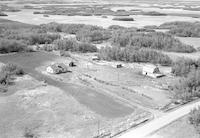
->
53, 38, 78, 51
0, 72, 10, 85
77, 43, 98, 53
53, 39, 97, 53
1, 63, 25, 76
189, 107, 200, 133
172, 58, 200, 77
0, 39, 27, 53
26, 33, 60, 45
42, 44, 54, 52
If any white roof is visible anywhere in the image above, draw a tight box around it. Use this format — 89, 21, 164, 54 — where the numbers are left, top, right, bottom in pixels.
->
143, 64, 159, 73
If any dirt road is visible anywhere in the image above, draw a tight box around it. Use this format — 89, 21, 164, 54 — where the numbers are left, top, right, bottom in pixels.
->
119, 100, 200, 138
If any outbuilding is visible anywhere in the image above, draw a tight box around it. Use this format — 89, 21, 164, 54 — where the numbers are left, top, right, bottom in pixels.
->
142, 64, 164, 78
69, 61, 76, 67
116, 64, 123, 68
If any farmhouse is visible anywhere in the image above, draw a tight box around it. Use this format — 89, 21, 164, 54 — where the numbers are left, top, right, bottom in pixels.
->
47, 63, 68, 74
142, 64, 164, 78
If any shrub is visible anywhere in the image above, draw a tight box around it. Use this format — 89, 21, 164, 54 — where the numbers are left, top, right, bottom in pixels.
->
0, 39, 27, 53
171, 58, 200, 77
189, 107, 200, 133
53, 39, 78, 51
27, 33, 60, 45
0, 72, 10, 85
1, 63, 25, 76
42, 44, 54, 52
76, 25, 111, 43
53, 39, 97, 53
77, 43, 97, 53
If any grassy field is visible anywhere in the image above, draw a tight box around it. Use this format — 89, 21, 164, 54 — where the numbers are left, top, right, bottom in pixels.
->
0, 52, 153, 137
149, 115, 200, 138
176, 37, 200, 49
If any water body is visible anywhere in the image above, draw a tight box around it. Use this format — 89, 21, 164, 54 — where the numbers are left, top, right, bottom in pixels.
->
0, 52, 134, 118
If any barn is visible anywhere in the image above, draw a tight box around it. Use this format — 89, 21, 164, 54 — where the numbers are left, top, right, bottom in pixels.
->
142, 64, 164, 78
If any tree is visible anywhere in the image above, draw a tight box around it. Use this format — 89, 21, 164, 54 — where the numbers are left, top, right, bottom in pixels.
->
189, 107, 200, 133
0, 72, 10, 85
173, 70, 200, 101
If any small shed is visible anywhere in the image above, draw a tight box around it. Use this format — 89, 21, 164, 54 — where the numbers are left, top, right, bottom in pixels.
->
142, 64, 164, 78
116, 64, 123, 68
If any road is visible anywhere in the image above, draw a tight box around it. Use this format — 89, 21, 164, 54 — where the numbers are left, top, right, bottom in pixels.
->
119, 100, 200, 138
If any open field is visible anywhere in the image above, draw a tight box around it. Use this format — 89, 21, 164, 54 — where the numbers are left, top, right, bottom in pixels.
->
149, 115, 200, 138
163, 51, 200, 61
0, 52, 154, 137
1, 0, 200, 138
176, 37, 200, 49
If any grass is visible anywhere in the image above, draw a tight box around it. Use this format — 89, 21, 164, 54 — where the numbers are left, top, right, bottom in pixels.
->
176, 37, 200, 50
0, 18, 34, 29
151, 115, 200, 138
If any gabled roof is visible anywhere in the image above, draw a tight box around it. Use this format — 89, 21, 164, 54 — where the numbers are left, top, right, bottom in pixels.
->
143, 64, 160, 74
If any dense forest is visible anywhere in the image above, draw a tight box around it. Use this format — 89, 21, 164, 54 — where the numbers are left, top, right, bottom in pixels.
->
110, 30, 195, 53
99, 46, 172, 65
